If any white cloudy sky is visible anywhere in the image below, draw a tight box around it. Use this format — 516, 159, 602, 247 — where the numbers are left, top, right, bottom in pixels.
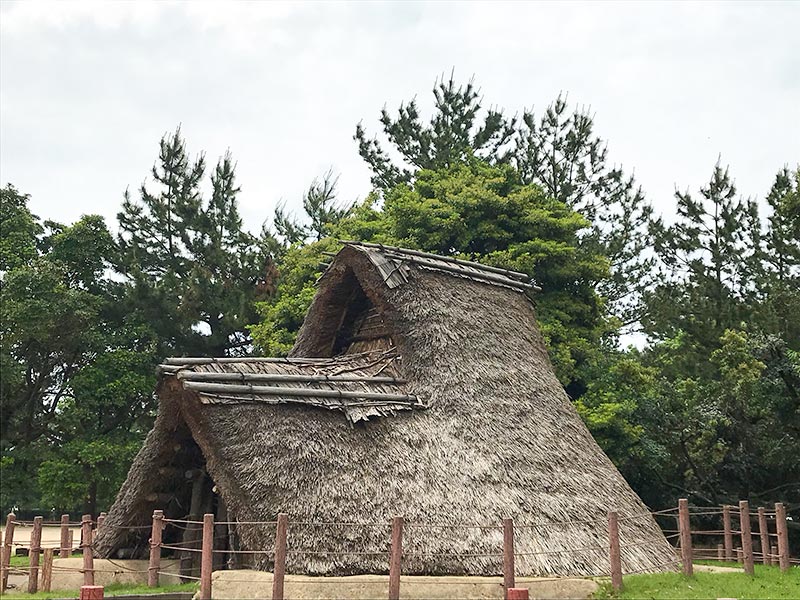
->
1, 1, 798, 234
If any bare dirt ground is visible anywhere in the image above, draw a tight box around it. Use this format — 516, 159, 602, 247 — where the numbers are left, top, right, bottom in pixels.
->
210, 570, 599, 600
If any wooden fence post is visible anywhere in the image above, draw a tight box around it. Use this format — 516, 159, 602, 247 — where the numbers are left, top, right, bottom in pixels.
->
81, 514, 94, 586
148, 510, 164, 587
272, 513, 287, 600
27, 516, 43, 593
757, 507, 770, 565
60, 515, 71, 558
775, 502, 789, 572
739, 501, 754, 575
716, 544, 723, 560
678, 499, 693, 576
503, 518, 515, 599
722, 504, 733, 561
41, 548, 54, 592
388, 517, 403, 600
96, 513, 106, 530
200, 513, 213, 600
607, 511, 623, 592
1, 513, 16, 593
771, 545, 778, 567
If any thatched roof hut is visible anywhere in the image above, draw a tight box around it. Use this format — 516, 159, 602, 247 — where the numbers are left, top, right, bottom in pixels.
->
97, 241, 675, 576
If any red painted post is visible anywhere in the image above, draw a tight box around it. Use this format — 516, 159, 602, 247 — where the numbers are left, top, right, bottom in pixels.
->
27, 516, 43, 593
1, 512, 16, 593
60, 514, 70, 558
678, 499, 693, 576
775, 502, 790, 572
79, 585, 104, 600
739, 501, 754, 575
41, 548, 54, 592
507, 589, 529, 600
607, 511, 623, 592
388, 517, 403, 600
81, 514, 94, 586
503, 518, 515, 599
199, 514, 213, 600
148, 510, 164, 587
722, 504, 733, 561
757, 507, 770, 565
272, 513, 287, 600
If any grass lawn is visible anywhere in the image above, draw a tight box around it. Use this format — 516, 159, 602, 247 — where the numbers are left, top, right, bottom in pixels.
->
0, 582, 198, 599
594, 563, 800, 599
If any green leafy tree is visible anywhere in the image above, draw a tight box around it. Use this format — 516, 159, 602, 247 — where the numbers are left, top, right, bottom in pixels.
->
355, 75, 516, 189
117, 128, 274, 356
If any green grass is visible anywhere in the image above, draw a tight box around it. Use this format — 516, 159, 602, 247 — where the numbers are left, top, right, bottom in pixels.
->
594, 563, 800, 599
0, 582, 198, 599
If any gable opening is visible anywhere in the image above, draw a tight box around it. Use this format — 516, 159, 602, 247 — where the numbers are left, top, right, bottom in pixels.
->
325, 268, 395, 357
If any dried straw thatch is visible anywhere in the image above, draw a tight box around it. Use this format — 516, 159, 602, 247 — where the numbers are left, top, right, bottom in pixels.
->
96, 242, 676, 576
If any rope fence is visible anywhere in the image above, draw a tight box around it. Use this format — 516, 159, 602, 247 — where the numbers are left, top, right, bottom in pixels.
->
0, 500, 794, 600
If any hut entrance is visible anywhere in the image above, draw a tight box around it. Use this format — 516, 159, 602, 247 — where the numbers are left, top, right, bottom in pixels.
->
129, 417, 231, 576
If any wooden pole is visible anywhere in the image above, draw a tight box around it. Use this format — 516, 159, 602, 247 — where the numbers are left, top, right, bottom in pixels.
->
388, 517, 403, 600
771, 545, 778, 567
775, 502, 790, 572
739, 501, 754, 575
41, 548, 54, 592
81, 514, 94, 586
27, 516, 43, 593
678, 499, 693, 576
503, 518, 515, 599
148, 510, 164, 588
60, 514, 71, 558
607, 512, 623, 592
757, 507, 770, 566
1, 513, 16, 593
716, 544, 723, 560
272, 513, 287, 600
96, 513, 106, 530
200, 513, 213, 600
736, 547, 743, 564
722, 504, 733, 561
68, 530, 74, 555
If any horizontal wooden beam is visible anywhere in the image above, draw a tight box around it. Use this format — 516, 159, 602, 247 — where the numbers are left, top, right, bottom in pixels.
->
176, 372, 405, 385
182, 381, 419, 404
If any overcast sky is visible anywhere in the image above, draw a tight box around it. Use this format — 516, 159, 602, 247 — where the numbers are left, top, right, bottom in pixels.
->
1, 1, 798, 235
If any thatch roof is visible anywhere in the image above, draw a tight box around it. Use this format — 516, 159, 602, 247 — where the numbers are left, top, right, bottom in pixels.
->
96, 242, 675, 577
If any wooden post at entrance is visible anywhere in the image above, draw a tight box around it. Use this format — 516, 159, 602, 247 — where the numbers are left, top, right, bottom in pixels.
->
739, 501, 754, 575
757, 507, 770, 565
27, 517, 43, 593
148, 510, 163, 587
775, 503, 790, 572
503, 518, 515, 599
199, 514, 213, 600
41, 548, 54, 592
272, 513, 287, 600
722, 505, 733, 561
607, 511, 623, 592
60, 515, 71, 558
388, 517, 403, 600
1, 513, 16, 593
81, 514, 94, 586
678, 499, 693, 576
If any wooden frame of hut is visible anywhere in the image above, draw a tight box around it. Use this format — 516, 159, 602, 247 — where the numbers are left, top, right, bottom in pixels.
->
96, 241, 675, 576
